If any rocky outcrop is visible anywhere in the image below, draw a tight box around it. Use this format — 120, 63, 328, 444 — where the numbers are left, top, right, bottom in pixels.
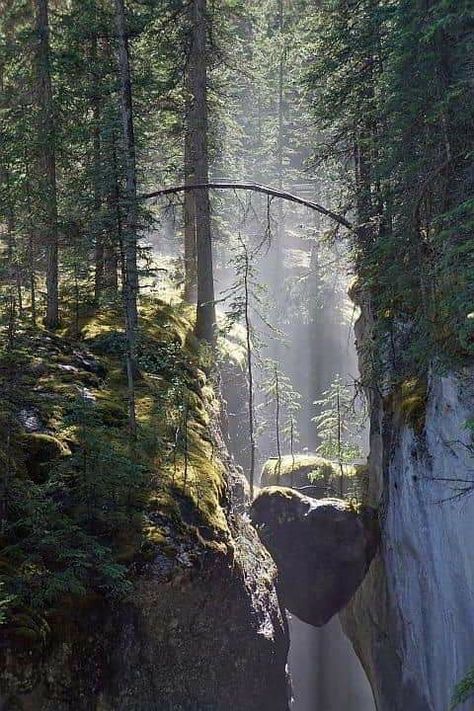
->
250, 487, 378, 627
0, 317, 290, 711
341, 358, 474, 709
0, 473, 289, 711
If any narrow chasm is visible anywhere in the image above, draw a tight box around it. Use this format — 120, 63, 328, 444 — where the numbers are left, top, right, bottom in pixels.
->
220, 206, 378, 710
2, 2, 472, 709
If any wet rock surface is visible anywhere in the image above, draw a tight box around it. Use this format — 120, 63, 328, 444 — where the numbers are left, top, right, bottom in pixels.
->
250, 487, 378, 627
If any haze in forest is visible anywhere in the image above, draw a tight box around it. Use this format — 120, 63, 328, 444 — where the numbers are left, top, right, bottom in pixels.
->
0, 1, 473, 711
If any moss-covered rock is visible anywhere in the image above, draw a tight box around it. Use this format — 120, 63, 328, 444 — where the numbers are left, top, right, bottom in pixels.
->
1, 300, 291, 710
261, 454, 367, 499
384, 377, 428, 434
261, 454, 336, 489
95, 400, 128, 427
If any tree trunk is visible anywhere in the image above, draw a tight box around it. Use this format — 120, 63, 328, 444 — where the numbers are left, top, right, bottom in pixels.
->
275, 365, 282, 481
24, 156, 37, 326
114, 0, 139, 333
187, 0, 215, 343
142, 182, 354, 231
243, 246, 256, 499
33, 0, 59, 330
114, 0, 138, 438
276, 0, 285, 237
272, 0, 285, 358
103, 130, 121, 292
91, 34, 104, 303
183, 121, 197, 302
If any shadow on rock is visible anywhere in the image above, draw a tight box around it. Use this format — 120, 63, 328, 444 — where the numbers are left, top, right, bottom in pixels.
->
250, 487, 379, 627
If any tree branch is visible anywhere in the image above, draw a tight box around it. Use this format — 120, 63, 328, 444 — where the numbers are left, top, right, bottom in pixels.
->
140, 181, 354, 231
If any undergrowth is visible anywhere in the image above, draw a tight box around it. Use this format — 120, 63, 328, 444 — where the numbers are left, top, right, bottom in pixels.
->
0, 298, 228, 646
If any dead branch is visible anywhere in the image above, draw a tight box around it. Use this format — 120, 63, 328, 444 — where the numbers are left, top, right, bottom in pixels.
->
140, 181, 354, 232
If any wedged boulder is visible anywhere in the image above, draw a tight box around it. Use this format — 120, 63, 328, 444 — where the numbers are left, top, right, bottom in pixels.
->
250, 487, 378, 627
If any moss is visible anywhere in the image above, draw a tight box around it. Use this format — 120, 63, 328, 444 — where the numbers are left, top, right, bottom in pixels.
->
1, 297, 231, 635
258, 485, 297, 499
260, 455, 369, 502
387, 377, 428, 434
96, 400, 128, 428
261, 454, 352, 488
80, 300, 230, 546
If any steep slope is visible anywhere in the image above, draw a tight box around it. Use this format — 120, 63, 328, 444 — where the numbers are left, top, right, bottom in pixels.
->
0, 301, 289, 710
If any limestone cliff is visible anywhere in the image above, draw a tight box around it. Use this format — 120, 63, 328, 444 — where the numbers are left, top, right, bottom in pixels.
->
342, 303, 474, 710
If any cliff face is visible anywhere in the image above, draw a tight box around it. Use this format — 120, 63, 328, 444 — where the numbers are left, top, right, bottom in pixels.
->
342, 306, 474, 711
1, 469, 289, 711
0, 307, 289, 711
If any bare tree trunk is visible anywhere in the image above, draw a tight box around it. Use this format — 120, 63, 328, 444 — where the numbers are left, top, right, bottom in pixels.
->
290, 415, 295, 487
271, 0, 285, 334
114, 0, 138, 438
24, 159, 37, 326
187, 0, 215, 343
104, 131, 122, 292
91, 34, 104, 303
33, 0, 59, 329
142, 182, 353, 231
0, 66, 17, 303
243, 245, 256, 498
114, 0, 139, 332
277, 0, 285, 236
274, 365, 282, 481
336, 387, 344, 497
104, 243, 119, 290
183, 123, 197, 302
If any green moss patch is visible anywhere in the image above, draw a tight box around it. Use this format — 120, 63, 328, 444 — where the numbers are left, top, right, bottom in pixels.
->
386, 377, 428, 434
261, 454, 352, 487
20, 433, 71, 480
0, 299, 229, 645
261, 455, 369, 502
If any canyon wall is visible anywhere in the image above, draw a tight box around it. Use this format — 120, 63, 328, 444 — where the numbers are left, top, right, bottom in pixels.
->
342, 305, 474, 710
1, 467, 290, 711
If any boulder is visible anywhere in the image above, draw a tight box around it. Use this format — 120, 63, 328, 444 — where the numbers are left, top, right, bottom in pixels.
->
250, 487, 378, 627
260, 454, 369, 499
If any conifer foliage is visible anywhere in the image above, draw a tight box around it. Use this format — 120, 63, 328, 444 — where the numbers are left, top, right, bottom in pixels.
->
0, 0, 472, 652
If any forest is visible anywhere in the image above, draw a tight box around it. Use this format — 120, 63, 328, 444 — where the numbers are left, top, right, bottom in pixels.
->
0, 1, 473, 710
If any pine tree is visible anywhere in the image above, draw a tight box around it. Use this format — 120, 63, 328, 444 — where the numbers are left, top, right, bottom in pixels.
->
187, 0, 216, 344
313, 375, 363, 496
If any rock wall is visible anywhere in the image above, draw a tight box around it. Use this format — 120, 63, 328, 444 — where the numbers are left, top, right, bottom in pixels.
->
0, 469, 290, 711
342, 369, 474, 710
